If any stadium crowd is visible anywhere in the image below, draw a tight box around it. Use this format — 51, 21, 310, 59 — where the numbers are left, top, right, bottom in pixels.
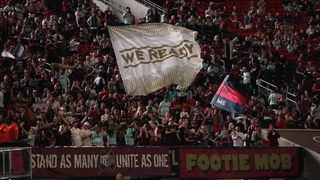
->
0, 0, 319, 147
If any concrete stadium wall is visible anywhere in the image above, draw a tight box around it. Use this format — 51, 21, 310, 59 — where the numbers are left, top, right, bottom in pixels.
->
278, 136, 320, 180
262, 129, 320, 180
114, 0, 149, 20
93, 0, 125, 21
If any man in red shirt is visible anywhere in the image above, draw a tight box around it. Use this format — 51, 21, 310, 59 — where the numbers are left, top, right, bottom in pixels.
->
0, 115, 8, 143
5, 118, 19, 142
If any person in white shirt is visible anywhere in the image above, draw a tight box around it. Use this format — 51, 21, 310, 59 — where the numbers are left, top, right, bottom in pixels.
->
93, 73, 106, 93
231, 126, 247, 147
268, 90, 278, 109
159, 96, 171, 117
242, 67, 251, 85
81, 122, 92, 146
70, 121, 82, 146
101, 108, 111, 124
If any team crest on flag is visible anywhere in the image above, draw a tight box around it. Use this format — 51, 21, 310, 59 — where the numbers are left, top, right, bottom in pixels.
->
211, 75, 246, 114
108, 23, 203, 96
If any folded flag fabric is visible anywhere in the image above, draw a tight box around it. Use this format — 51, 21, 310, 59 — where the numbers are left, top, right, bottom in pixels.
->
108, 23, 203, 96
14, 42, 29, 60
211, 75, 246, 114
1, 51, 15, 59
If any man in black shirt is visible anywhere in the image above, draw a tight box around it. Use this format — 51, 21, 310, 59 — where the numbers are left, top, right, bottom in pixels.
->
267, 124, 280, 147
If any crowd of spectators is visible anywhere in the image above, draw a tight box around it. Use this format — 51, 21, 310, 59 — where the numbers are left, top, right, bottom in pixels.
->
0, 0, 319, 147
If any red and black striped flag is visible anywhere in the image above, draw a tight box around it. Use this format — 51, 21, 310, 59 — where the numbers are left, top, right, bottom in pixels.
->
211, 75, 246, 114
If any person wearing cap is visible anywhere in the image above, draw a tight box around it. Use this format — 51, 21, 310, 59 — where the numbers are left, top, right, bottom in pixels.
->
81, 121, 92, 146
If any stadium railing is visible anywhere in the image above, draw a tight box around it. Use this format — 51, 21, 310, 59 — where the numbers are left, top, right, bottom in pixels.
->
256, 79, 297, 105
0, 147, 32, 180
135, 0, 167, 15
100, 0, 127, 14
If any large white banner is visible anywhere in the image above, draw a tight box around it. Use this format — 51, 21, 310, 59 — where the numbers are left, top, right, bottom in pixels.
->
108, 23, 203, 96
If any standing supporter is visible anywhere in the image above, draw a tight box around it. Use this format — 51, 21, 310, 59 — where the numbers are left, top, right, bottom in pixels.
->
56, 124, 71, 146
231, 126, 247, 147
196, 125, 209, 147
5, 117, 19, 142
276, 113, 288, 129
91, 125, 104, 146
22, 127, 36, 147
122, 7, 135, 25
106, 125, 117, 146
81, 121, 92, 146
267, 124, 280, 147
164, 119, 179, 146
250, 125, 263, 147
124, 123, 135, 146
150, 121, 161, 145
159, 96, 171, 117
241, 67, 251, 92
87, 11, 100, 37
135, 124, 150, 146
215, 125, 230, 147
70, 121, 82, 146
0, 115, 7, 143
268, 90, 278, 109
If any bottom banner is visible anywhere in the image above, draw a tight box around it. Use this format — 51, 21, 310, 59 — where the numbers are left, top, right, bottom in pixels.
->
32, 147, 171, 177
179, 147, 301, 178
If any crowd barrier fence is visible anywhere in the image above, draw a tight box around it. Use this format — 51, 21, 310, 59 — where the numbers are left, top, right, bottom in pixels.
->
0, 147, 32, 180
256, 79, 297, 105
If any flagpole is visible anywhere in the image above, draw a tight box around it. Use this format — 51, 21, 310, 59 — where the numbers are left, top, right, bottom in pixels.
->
211, 74, 230, 107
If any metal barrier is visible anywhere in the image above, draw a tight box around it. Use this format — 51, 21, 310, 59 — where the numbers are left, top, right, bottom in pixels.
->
219, 59, 226, 74
101, 0, 127, 14
136, 0, 167, 15
0, 147, 32, 179
286, 91, 297, 105
256, 79, 297, 105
